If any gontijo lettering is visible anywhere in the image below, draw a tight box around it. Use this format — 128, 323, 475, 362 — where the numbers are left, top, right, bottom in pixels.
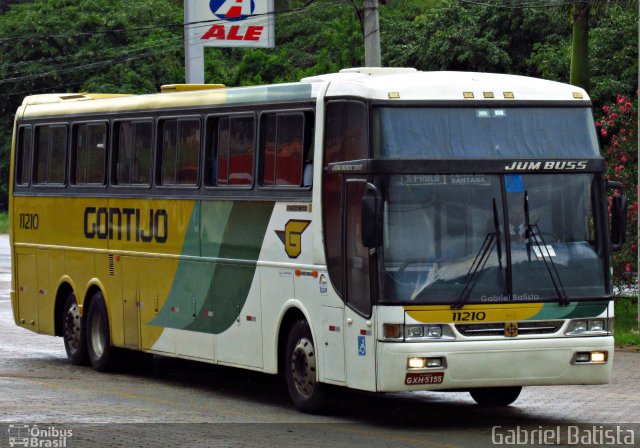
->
83, 207, 168, 243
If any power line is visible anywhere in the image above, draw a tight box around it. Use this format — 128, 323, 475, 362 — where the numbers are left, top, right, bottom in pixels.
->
0, 45, 180, 88
0, 0, 327, 44
0, 0, 351, 94
0, 80, 86, 99
0, 35, 184, 78
459, 0, 598, 9
0, 0, 345, 78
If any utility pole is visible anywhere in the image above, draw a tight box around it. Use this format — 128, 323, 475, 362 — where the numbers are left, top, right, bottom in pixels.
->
363, 0, 381, 67
184, 1, 205, 84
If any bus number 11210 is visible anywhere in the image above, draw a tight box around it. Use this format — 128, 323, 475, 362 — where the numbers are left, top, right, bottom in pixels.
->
451, 311, 486, 322
19, 213, 39, 230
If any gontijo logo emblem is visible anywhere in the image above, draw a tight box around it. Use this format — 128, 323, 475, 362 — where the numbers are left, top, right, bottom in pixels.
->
210, 0, 256, 21
275, 220, 311, 259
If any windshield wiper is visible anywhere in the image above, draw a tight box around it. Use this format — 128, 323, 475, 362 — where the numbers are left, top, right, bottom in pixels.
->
523, 191, 570, 306
493, 198, 503, 271
451, 199, 501, 309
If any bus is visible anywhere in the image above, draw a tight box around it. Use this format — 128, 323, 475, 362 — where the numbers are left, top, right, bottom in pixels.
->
9, 68, 627, 412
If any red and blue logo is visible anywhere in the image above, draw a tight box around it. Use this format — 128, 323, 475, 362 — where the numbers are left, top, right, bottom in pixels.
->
210, 0, 256, 22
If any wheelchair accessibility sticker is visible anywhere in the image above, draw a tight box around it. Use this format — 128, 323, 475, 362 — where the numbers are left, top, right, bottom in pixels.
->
358, 336, 366, 356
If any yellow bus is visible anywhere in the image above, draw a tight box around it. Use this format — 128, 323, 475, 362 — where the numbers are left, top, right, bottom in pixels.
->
10, 68, 627, 412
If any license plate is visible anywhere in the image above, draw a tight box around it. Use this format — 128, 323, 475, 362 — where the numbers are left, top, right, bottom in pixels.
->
405, 372, 444, 385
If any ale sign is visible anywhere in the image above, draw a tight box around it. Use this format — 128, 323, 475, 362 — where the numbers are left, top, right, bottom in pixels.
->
185, 0, 275, 49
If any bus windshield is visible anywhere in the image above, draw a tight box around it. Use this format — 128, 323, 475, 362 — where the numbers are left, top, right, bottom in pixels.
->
379, 173, 609, 305
373, 107, 600, 159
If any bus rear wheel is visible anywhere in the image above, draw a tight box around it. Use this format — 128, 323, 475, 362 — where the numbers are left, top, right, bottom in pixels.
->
285, 320, 327, 413
469, 386, 522, 406
62, 293, 88, 365
85, 291, 114, 372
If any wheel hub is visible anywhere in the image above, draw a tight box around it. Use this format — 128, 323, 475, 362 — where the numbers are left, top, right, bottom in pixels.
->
290, 337, 316, 397
64, 303, 81, 353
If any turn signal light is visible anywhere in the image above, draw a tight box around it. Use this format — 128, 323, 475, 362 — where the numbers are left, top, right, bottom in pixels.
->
383, 324, 403, 340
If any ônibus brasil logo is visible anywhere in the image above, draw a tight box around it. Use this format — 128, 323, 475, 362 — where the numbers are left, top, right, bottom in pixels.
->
210, 0, 256, 22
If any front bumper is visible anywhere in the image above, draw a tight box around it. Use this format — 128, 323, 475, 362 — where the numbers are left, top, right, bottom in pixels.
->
377, 336, 613, 392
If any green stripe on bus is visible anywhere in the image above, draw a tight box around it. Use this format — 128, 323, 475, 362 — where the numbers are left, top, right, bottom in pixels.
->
529, 301, 608, 320
151, 200, 274, 334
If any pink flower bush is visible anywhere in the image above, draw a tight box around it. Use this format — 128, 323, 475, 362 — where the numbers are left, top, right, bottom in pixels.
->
595, 95, 638, 290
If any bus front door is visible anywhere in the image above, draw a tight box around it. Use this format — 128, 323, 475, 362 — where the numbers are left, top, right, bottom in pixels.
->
343, 179, 376, 391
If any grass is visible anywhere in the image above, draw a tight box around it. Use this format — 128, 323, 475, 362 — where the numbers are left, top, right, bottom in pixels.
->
614, 296, 640, 349
0, 212, 7, 234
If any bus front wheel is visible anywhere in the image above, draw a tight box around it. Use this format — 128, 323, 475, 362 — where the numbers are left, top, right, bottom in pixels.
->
62, 293, 88, 365
285, 320, 327, 413
469, 386, 522, 406
85, 291, 114, 372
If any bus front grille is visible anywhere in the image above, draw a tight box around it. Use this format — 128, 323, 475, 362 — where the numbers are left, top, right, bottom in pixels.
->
455, 320, 564, 337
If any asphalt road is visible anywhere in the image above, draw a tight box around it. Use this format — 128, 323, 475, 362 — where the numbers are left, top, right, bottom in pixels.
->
0, 234, 638, 447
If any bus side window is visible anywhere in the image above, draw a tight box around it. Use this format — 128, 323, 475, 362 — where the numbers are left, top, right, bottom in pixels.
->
160, 120, 178, 185
72, 122, 107, 186
177, 119, 200, 185
216, 118, 230, 185
260, 112, 306, 187
203, 117, 218, 187
34, 125, 67, 185
228, 116, 254, 186
114, 121, 153, 186
16, 126, 32, 186
213, 116, 254, 187
159, 118, 200, 186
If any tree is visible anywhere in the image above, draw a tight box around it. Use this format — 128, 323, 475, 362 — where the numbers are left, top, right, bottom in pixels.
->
569, 1, 591, 91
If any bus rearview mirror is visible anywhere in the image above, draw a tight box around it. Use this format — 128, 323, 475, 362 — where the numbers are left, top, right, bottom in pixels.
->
610, 194, 627, 252
607, 180, 627, 252
361, 196, 378, 248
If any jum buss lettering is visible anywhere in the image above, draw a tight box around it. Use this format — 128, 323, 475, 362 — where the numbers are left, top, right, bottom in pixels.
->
84, 207, 168, 243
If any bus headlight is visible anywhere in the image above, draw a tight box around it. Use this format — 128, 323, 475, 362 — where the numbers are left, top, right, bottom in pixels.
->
406, 326, 424, 338
380, 324, 455, 341
572, 351, 608, 364
407, 357, 446, 370
406, 325, 444, 340
565, 318, 611, 336
570, 320, 588, 333
588, 320, 605, 332
407, 357, 426, 369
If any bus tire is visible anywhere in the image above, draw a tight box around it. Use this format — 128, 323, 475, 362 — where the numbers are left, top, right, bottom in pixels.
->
85, 291, 114, 372
62, 292, 88, 365
469, 386, 522, 406
285, 319, 327, 413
